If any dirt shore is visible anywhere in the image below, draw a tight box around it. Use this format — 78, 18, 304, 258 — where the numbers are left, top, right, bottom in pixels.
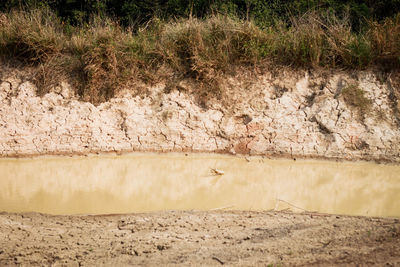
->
0, 211, 399, 266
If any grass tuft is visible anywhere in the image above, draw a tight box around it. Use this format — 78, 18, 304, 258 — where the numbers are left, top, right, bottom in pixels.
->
341, 83, 373, 115
0, 9, 64, 64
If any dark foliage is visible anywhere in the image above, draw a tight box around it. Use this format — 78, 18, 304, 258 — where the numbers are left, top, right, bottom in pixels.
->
1, 0, 399, 28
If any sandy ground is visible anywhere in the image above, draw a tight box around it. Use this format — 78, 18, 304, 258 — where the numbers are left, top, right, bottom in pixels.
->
0, 211, 399, 266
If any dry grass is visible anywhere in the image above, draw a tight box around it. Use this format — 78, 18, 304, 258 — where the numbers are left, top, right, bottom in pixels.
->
72, 19, 139, 103
0, 9, 64, 63
0, 9, 399, 105
368, 15, 400, 69
159, 16, 265, 77
263, 11, 374, 68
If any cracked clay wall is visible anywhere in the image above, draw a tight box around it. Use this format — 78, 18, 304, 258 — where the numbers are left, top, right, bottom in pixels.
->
0, 69, 399, 162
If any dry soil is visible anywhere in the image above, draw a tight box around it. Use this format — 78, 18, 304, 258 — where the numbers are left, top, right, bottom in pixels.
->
0, 211, 399, 266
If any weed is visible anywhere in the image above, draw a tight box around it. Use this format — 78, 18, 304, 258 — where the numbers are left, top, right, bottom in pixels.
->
341, 83, 372, 115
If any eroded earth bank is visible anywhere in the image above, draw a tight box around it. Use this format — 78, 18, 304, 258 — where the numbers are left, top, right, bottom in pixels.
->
1, 68, 400, 266
1, 68, 400, 162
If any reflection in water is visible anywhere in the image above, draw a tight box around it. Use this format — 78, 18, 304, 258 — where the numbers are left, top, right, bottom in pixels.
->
0, 153, 399, 217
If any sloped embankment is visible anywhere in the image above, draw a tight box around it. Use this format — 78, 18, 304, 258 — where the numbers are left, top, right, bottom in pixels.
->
0, 68, 399, 162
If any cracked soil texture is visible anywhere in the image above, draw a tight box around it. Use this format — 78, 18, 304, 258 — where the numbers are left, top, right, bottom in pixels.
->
0, 211, 399, 266
0, 68, 399, 162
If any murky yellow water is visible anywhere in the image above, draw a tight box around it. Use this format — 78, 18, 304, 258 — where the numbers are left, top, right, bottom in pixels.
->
0, 153, 399, 217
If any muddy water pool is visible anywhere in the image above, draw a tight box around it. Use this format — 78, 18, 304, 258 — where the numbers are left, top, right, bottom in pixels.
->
0, 153, 399, 217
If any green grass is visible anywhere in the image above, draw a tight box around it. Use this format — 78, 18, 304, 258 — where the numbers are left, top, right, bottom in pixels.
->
0, 8, 399, 104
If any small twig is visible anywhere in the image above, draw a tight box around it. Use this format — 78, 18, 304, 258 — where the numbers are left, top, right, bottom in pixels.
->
210, 168, 225, 176
304, 212, 331, 217
321, 240, 332, 248
212, 256, 224, 265
276, 198, 307, 212
210, 205, 234, 211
